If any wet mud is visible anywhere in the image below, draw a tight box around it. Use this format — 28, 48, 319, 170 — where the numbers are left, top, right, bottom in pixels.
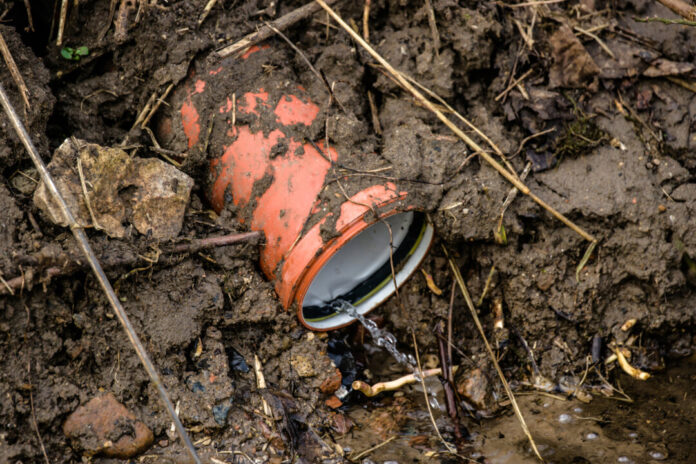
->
1, 0, 696, 462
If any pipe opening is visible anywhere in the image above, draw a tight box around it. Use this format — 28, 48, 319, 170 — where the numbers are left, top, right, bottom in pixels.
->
301, 212, 434, 330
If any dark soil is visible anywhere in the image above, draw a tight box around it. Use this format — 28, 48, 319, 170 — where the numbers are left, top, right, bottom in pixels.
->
1, 0, 695, 463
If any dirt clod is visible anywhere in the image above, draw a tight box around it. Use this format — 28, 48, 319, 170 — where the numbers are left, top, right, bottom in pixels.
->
62, 392, 153, 459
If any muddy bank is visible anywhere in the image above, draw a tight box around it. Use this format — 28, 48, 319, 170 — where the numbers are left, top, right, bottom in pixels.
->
1, 0, 696, 463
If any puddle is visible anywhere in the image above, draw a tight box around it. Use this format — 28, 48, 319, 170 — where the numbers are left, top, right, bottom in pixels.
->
339, 357, 696, 463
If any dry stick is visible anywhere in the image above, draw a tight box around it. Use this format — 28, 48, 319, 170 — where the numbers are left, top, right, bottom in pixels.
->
497, 162, 532, 233
495, 68, 533, 102
22, 0, 35, 31
316, 0, 595, 244
444, 246, 544, 462
56, 0, 68, 45
634, 15, 696, 26
216, 0, 341, 58
362, 0, 371, 41
574, 26, 615, 59
0, 82, 202, 464
198, 0, 219, 26
141, 82, 174, 129
411, 330, 457, 454
2, 231, 260, 295
656, 0, 696, 20
424, 0, 441, 53
0, 30, 31, 109
349, 436, 397, 461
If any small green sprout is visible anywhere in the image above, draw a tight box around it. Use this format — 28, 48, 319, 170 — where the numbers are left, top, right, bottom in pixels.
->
60, 46, 90, 61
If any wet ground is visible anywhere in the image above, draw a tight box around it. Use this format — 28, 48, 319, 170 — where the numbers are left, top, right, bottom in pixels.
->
340, 352, 696, 463
1, 0, 696, 462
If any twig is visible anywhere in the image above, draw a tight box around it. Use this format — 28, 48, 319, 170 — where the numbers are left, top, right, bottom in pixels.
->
27, 358, 50, 464
574, 26, 615, 59
633, 15, 696, 26
436, 324, 467, 442
22, 0, 35, 32
495, 69, 533, 102
362, 0, 370, 42
0, 82, 202, 464
253, 355, 273, 417
351, 367, 448, 396
264, 21, 346, 113
56, 0, 68, 46
513, 127, 556, 157
411, 330, 457, 453
216, 0, 342, 58
0, 274, 14, 295
198, 0, 218, 26
496, 0, 565, 7
29, 389, 50, 464
76, 156, 103, 230
2, 231, 260, 295
141, 83, 174, 129
424, 0, 441, 53
496, 162, 532, 236
315, 0, 595, 244
444, 245, 544, 462
666, 75, 696, 92
656, 0, 696, 20
0, 29, 31, 109
348, 436, 396, 461
476, 265, 496, 307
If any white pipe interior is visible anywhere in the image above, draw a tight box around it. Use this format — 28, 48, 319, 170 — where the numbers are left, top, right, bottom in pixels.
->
302, 212, 434, 330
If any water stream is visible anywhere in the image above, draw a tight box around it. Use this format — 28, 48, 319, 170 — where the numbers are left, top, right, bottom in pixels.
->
331, 299, 417, 371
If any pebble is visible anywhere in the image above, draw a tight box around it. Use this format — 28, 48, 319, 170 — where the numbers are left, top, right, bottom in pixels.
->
63, 393, 153, 458
617, 456, 633, 463
585, 432, 599, 440
558, 413, 572, 424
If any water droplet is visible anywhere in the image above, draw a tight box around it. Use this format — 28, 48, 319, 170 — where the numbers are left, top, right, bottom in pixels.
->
617, 456, 633, 463
585, 432, 599, 440
558, 413, 572, 424
628, 432, 639, 439
649, 451, 666, 460
573, 407, 583, 413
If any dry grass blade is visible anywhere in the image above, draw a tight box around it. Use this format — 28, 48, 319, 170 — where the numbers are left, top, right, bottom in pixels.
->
314, 0, 596, 245
0, 29, 31, 109
411, 330, 457, 454
443, 245, 544, 462
56, 0, 68, 46
0, 82, 202, 464
216, 0, 341, 57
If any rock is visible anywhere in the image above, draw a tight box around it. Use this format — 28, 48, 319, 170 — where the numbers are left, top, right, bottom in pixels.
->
290, 354, 316, 377
456, 368, 491, 411
63, 393, 153, 458
319, 368, 342, 394
34, 138, 193, 240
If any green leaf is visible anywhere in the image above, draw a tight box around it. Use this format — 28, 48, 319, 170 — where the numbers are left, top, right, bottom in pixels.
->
60, 47, 75, 60
75, 46, 89, 56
